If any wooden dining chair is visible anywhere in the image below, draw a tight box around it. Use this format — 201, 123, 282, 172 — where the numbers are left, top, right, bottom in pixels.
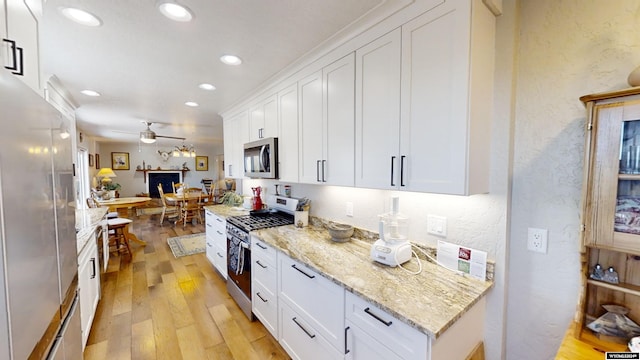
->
157, 184, 179, 226
180, 188, 203, 227
172, 182, 187, 194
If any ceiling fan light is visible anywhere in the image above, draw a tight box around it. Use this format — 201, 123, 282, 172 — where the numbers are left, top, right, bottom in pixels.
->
140, 130, 156, 143
158, 2, 193, 22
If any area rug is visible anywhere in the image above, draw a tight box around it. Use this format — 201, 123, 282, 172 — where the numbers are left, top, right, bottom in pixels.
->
167, 233, 206, 258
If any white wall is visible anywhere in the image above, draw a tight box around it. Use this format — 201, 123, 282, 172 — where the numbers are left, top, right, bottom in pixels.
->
97, 142, 223, 197
506, 1, 640, 359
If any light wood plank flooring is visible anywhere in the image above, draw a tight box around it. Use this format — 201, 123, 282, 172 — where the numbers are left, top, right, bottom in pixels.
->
84, 212, 290, 360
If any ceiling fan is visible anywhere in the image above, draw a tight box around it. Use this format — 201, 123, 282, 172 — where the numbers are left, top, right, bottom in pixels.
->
139, 121, 186, 144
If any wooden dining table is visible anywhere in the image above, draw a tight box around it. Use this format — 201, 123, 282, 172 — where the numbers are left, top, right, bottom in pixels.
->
163, 192, 203, 204
96, 196, 151, 246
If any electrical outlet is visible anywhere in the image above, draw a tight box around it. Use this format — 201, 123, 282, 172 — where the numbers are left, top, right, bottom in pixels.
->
346, 202, 354, 217
527, 228, 548, 253
427, 215, 447, 236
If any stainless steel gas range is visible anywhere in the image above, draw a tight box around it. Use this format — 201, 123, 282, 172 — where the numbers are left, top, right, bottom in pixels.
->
225, 195, 299, 319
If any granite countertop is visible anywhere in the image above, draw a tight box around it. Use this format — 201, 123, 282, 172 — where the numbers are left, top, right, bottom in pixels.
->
203, 204, 249, 218
75, 208, 108, 254
251, 223, 494, 339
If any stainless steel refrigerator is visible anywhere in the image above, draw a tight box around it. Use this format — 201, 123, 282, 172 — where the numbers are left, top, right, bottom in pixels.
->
0, 71, 81, 359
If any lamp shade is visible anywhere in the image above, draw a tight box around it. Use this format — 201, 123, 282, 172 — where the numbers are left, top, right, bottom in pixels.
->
96, 168, 116, 178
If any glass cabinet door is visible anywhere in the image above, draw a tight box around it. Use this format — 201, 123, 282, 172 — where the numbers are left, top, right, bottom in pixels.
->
588, 100, 640, 254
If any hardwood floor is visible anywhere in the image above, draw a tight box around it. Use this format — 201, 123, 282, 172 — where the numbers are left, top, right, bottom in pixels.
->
84, 212, 290, 360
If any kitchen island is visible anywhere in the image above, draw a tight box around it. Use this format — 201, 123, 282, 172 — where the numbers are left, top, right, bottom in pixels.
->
251, 222, 493, 339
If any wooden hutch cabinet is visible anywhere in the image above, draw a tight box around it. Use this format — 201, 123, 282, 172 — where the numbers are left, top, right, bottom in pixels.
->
576, 88, 640, 349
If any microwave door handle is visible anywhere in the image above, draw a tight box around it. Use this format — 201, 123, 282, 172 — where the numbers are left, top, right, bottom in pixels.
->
259, 145, 267, 171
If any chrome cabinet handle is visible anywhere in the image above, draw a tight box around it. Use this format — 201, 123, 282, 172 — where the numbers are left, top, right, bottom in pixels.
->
316, 160, 321, 182
216, 230, 223, 235
322, 160, 326, 182
256, 292, 268, 302
292, 317, 316, 338
391, 156, 396, 186
216, 252, 223, 258
291, 264, 315, 279
364, 307, 393, 326
3, 39, 24, 76
90, 258, 96, 279
256, 260, 267, 269
255, 242, 267, 250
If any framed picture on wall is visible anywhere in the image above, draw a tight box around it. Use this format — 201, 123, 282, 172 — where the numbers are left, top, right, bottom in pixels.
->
88, 154, 94, 167
111, 152, 130, 170
95, 154, 100, 169
196, 155, 208, 171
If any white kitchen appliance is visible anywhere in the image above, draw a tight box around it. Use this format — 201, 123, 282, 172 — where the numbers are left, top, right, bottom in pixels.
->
370, 197, 412, 266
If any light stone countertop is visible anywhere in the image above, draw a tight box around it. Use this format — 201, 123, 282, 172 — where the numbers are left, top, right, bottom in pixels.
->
250, 223, 494, 339
75, 208, 108, 254
203, 205, 249, 218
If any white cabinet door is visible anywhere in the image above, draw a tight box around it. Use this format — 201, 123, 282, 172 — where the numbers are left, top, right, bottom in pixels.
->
298, 70, 324, 184
249, 94, 278, 141
355, 28, 401, 190
4, 0, 41, 95
78, 238, 100, 350
400, 2, 491, 195
345, 320, 403, 360
278, 83, 299, 183
323, 53, 355, 187
223, 111, 249, 178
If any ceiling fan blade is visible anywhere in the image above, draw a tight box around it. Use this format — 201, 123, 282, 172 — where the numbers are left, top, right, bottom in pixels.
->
156, 134, 186, 140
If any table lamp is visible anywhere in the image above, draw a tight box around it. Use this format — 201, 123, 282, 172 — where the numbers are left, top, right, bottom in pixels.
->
96, 167, 117, 187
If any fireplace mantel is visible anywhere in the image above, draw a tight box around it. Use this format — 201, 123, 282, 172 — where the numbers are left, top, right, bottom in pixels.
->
136, 169, 189, 183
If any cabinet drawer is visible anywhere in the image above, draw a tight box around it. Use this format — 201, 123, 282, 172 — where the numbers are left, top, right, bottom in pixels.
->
252, 236, 277, 265
253, 280, 278, 339
279, 255, 344, 351
345, 319, 403, 360
279, 301, 343, 360
205, 236, 216, 266
253, 253, 277, 292
345, 291, 428, 360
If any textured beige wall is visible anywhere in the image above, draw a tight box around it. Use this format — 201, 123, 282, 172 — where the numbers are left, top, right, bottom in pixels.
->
506, 0, 640, 359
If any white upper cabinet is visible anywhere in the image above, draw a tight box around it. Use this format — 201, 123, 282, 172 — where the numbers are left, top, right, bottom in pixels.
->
298, 70, 324, 184
223, 111, 249, 179
278, 83, 299, 183
399, 0, 494, 195
249, 94, 278, 141
2, 0, 42, 96
355, 28, 402, 190
299, 53, 355, 186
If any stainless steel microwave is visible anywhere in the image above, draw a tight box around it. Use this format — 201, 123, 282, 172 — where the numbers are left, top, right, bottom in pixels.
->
244, 137, 278, 179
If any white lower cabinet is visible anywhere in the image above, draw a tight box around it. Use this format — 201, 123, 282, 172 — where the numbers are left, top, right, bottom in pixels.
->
205, 210, 227, 279
279, 301, 344, 360
251, 236, 278, 338
345, 291, 428, 360
279, 254, 345, 351
78, 235, 100, 350
345, 319, 402, 360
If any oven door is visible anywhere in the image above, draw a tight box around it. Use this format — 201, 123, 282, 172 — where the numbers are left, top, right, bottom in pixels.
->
227, 228, 252, 299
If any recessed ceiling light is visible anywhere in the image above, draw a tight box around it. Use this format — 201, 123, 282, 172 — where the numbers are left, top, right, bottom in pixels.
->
198, 83, 216, 91
220, 55, 242, 66
158, 2, 193, 22
59, 7, 102, 27
185, 101, 199, 107
81, 89, 101, 97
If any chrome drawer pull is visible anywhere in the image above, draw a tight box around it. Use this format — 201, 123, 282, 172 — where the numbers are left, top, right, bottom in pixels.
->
256, 260, 267, 269
256, 242, 267, 250
291, 264, 315, 279
344, 326, 351, 354
256, 292, 268, 303
364, 307, 393, 326
216, 252, 223, 258
292, 317, 315, 338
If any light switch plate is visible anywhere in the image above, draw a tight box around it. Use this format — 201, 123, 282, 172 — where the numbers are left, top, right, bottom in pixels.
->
427, 215, 447, 237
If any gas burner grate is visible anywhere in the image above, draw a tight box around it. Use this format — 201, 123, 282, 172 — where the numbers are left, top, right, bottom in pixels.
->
227, 212, 294, 232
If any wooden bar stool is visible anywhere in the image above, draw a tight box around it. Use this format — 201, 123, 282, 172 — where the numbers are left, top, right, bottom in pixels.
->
107, 218, 133, 258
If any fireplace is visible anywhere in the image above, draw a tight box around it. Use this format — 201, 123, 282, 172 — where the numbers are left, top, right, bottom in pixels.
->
147, 172, 181, 198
